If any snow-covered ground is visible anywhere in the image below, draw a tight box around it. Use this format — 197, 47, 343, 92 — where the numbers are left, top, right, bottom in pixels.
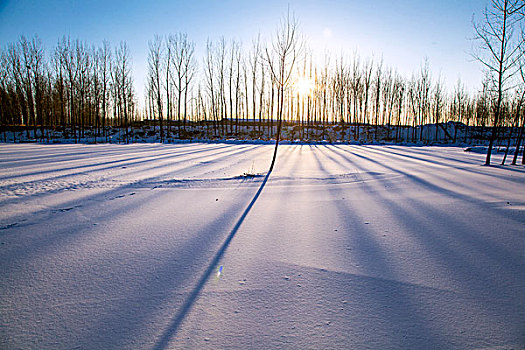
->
0, 143, 524, 349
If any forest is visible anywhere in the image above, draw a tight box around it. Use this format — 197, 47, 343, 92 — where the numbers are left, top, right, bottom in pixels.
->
0, 2, 523, 161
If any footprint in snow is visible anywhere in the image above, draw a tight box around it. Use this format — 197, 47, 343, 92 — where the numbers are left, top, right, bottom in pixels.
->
0, 222, 18, 230
111, 193, 136, 200
51, 205, 81, 213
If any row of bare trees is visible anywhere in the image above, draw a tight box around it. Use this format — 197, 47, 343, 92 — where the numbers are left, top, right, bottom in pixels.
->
0, 1, 523, 165
1, 37, 522, 146
146, 33, 197, 142
142, 36, 524, 141
0, 35, 136, 142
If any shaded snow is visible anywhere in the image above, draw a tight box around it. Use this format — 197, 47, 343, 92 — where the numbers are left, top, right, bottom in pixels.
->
0, 143, 524, 349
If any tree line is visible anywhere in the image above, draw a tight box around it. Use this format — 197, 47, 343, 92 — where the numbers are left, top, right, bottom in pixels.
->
0, 1, 523, 163
0, 36, 136, 143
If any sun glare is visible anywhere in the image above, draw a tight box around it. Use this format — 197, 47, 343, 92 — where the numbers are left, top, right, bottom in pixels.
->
294, 77, 315, 96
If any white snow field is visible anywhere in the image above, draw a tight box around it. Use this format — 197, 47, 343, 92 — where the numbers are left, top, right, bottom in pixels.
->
0, 143, 524, 349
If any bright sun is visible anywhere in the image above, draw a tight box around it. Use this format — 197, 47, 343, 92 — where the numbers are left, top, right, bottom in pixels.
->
294, 77, 315, 96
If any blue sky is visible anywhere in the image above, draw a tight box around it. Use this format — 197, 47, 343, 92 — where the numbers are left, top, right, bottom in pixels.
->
0, 0, 488, 103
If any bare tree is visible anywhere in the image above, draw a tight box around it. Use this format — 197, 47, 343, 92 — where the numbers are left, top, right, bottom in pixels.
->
333, 56, 347, 139
183, 42, 197, 134
392, 73, 406, 142
0, 50, 10, 141
361, 57, 373, 141
381, 67, 394, 139
51, 44, 66, 130
472, 0, 524, 165
147, 35, 164, 142
59, 36, 79, 140
92, 46, 101, 141
452, 79, 467, 143
227, 40, 236, 134
512, 40, 525, 165
415, 60, 431, 142
373, 58, 383, 141
258, 55, 267, 138
249, 36, 261, 135
170, 33, 196, 136
233, 43, 243, 135
502, 86, 524, 163
164, 36, 172, 138
113, 42, 133, 143
99, 40, 111, 141
349, 54, 362, 141
432, 75, 446, 141
319, 53, 331, 140
75, 40, 91, 141
204, 39, 219, 137
242, 54, 250, 134
18, 36, 37, 138
265, 10, 303, 172
216, 38, 227, 135
407, 74, 418, 142
28, 36, 46, 139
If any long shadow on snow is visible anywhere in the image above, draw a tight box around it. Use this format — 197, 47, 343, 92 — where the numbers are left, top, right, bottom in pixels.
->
221, 145, 324, 343
1, 146, 266, 264
362, 145, 525, 180
381, 144, 479, 164
318, 146, 524, 345
0, 144, 264, 209
0, 184, 169, 272
151, 170, 272, 350
159, 145, 302, 349
331, 145, 518, 215
2, 164, 269, 348
0, 143, 237, 181
0, 143, 184, 171
383, 144, 524, 170
75, 180, 258, 348
0, 143, 187, 165
324, 145, 524, 286
352, 145, 513, 199
311, 145, 449, 348
356, 144, 525, 212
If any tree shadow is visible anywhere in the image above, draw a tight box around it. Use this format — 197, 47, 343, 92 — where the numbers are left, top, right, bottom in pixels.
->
309, 146, 450, 348
0, 144, 264, 209
362, 145, 525, 179
0, 143, 248, 182
330, 145, 508, 208
152, 169, 272, 350
312, 145, 524, 346
322, 145, 524, 288
0, 143, 180, 166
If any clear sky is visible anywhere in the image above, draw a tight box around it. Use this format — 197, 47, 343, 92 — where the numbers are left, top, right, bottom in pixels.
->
0, 0, 489, 104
